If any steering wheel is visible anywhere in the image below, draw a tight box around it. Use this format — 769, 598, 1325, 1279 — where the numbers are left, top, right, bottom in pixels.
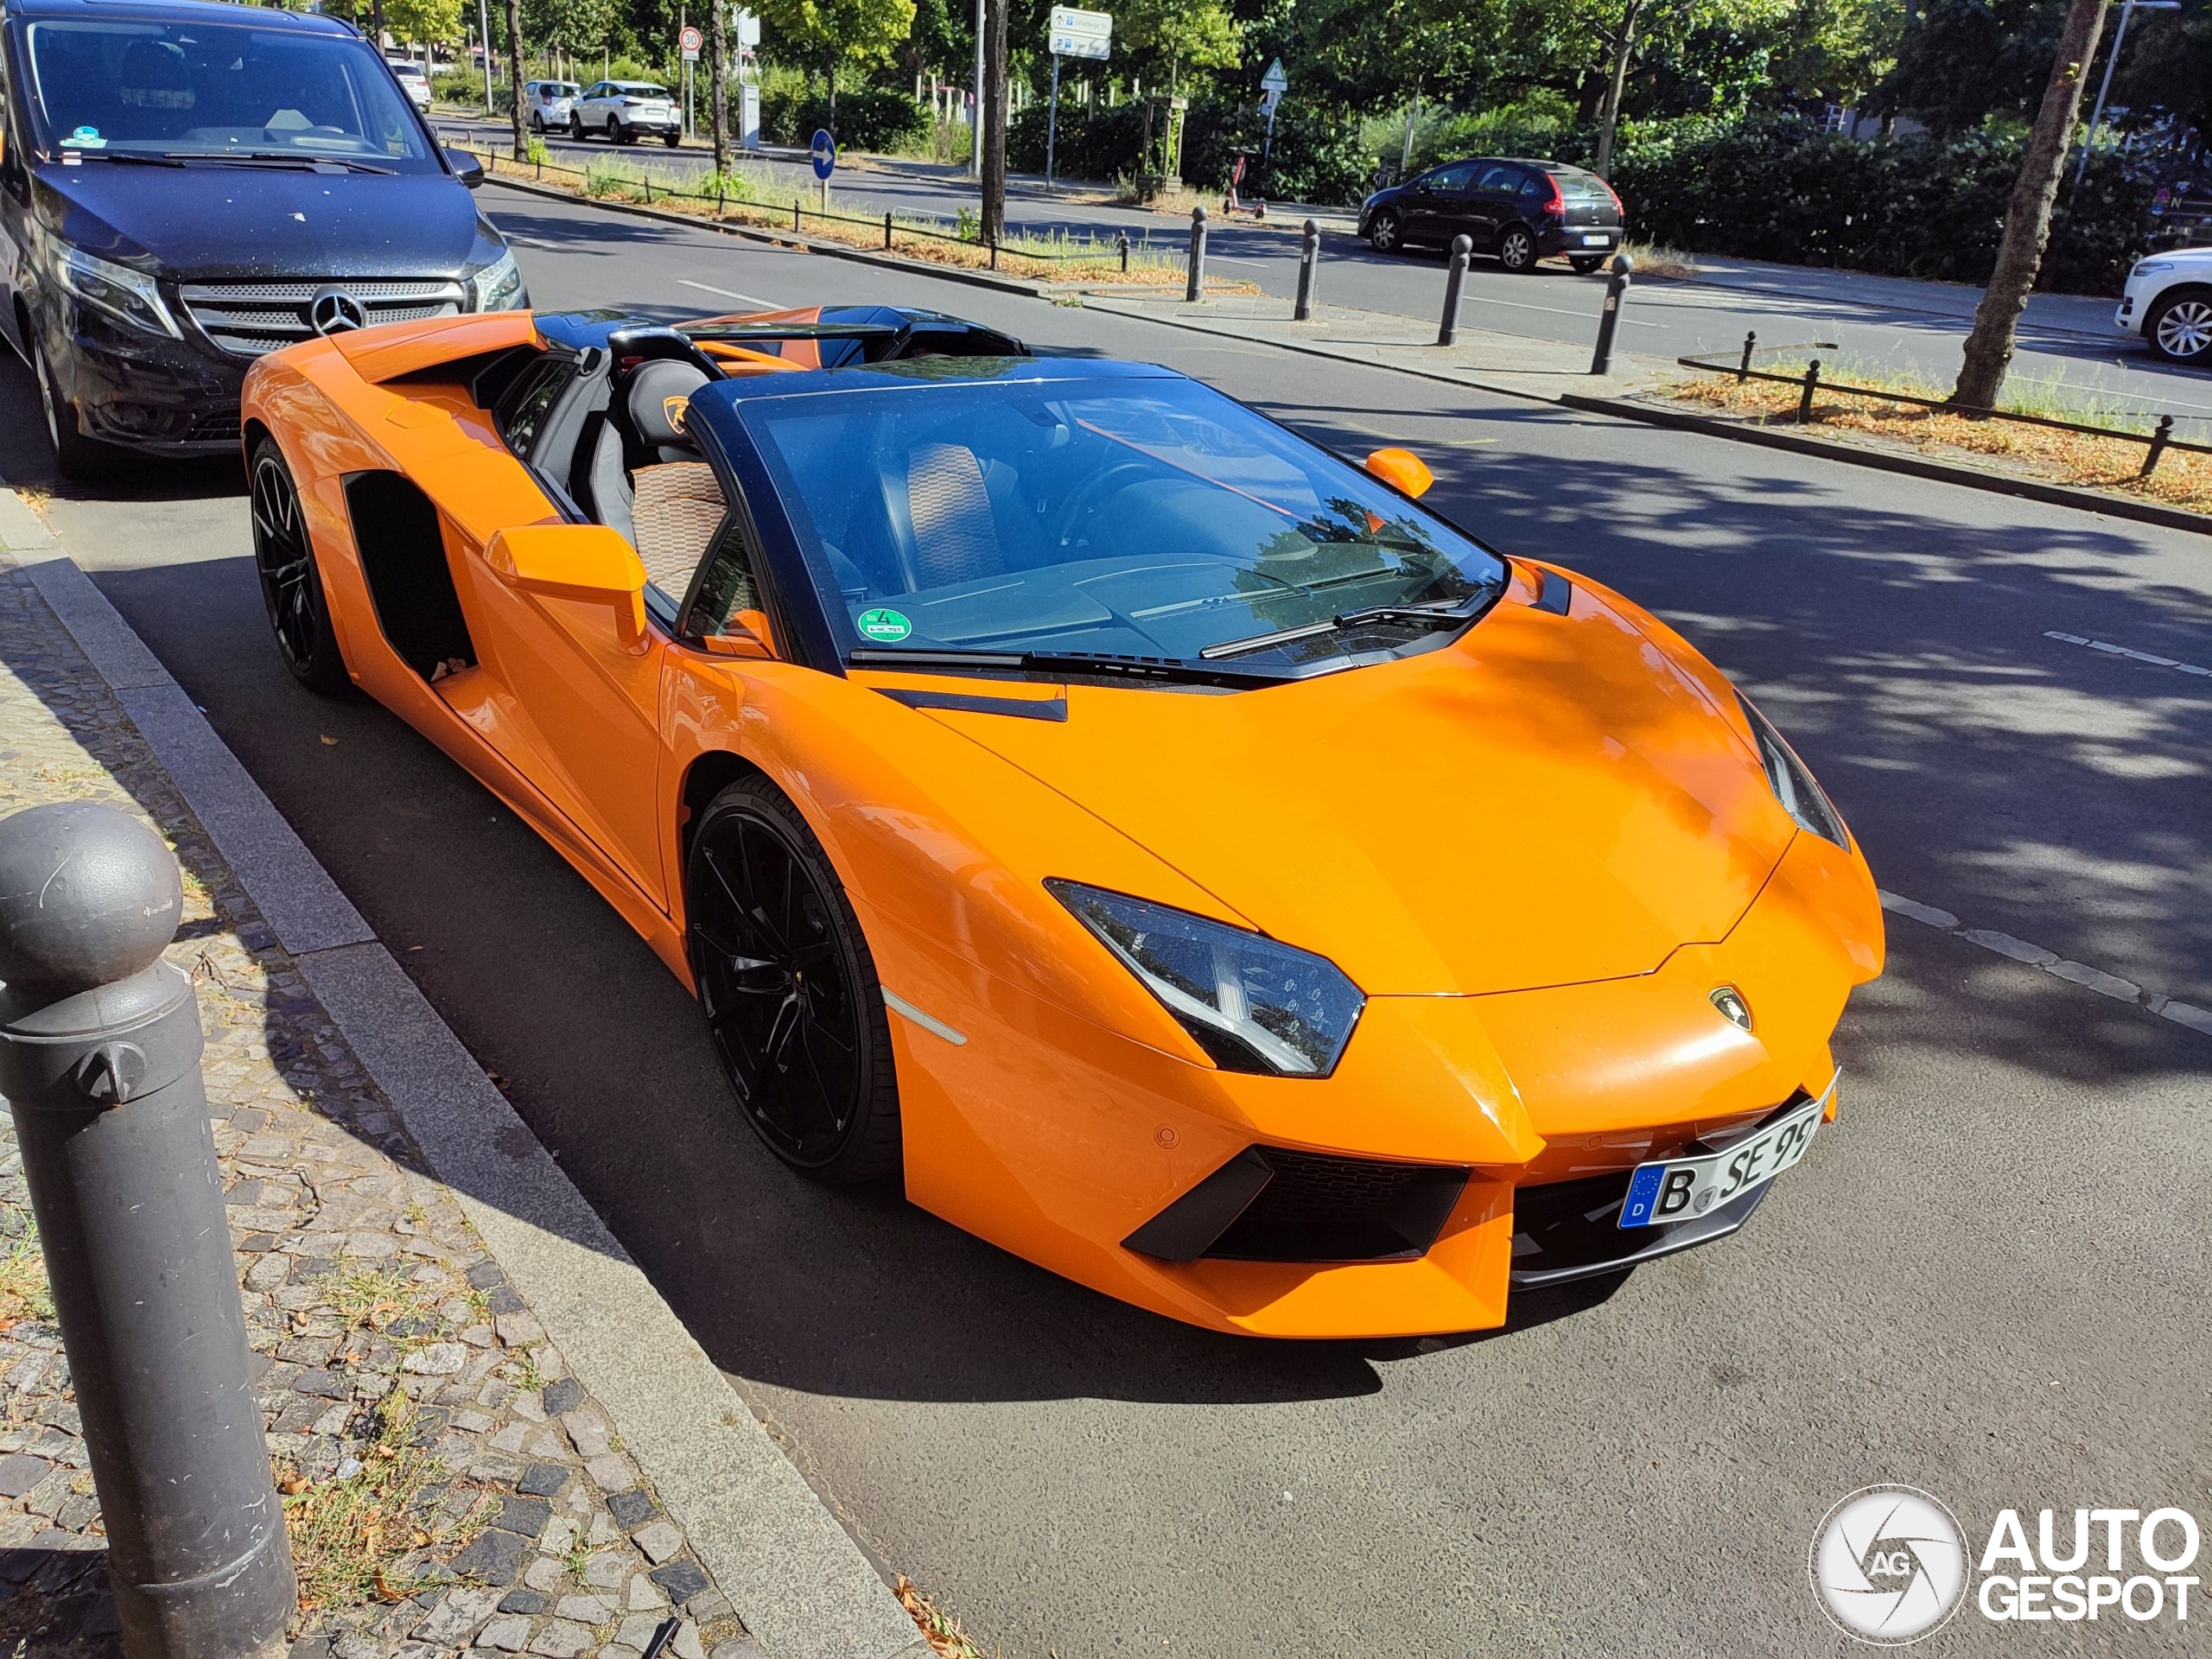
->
1050, 460, 1155, 546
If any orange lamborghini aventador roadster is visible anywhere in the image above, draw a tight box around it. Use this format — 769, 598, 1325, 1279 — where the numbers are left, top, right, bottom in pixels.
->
241, 302, 1884, 1338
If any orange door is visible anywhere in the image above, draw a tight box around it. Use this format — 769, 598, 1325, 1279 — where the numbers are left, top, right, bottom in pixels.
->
460, 568, 673, 908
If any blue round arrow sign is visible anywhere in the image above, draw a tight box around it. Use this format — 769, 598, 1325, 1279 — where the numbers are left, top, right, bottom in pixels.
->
810, 128, 836, 180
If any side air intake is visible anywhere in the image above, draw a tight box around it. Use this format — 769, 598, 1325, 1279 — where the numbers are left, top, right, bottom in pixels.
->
1124, 1147, 1470, 1265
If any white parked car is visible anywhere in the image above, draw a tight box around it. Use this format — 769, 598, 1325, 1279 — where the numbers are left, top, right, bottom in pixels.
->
572, 80, 681, 147
2117, 246, 2212, 366
524, 79, 580, 133
386, 56, 431, 112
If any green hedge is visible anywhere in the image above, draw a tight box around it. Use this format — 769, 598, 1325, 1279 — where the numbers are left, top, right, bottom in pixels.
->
1007, 98, 1369, 205
760, 86, 929, 154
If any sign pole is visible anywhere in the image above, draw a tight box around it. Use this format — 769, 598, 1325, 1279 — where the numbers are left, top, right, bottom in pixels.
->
971, 0, 986, 177
1046, 51, 1060, 186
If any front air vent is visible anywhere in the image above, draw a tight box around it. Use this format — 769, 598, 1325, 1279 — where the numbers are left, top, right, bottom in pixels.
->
1125, 1146, 1469, 1265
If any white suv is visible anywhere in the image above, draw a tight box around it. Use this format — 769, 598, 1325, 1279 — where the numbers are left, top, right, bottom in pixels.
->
572, 80, 682, 147
2117, 247, 2212, 366
524, 79, 580, 133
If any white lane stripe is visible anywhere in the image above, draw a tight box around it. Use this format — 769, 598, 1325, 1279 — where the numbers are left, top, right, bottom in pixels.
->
1456, 293, 1660, 327
678, 278, 781, 307
2044, 629, 2212, 678
882, 988, 968, 1046
1877, 890, 2212, 1037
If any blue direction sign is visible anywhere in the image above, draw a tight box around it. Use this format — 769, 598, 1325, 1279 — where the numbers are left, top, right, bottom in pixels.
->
810, 128, 836, 180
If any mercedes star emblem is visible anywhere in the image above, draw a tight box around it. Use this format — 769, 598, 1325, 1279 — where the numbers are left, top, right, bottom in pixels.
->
308, 289, 369, 336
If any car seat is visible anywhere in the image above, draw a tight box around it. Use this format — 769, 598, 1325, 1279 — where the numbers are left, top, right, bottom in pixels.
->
587, 359, 724, 596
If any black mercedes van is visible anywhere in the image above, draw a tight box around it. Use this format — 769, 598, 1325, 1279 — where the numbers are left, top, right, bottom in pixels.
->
0, 0, 526, 476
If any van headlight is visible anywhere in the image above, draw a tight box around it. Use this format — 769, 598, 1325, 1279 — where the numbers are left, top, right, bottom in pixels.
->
466, 249, 526, 313
36, 231, 179, 338
1046, 880, 1364, 1076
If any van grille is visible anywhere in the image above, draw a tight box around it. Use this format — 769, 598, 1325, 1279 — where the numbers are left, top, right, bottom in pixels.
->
177, 279, 466, 357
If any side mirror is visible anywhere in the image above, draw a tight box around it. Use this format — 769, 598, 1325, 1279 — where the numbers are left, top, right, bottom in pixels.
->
486, 524, 648, 645
1364, 447, 1434, 499
697, 609, 778, 660
446, 147, 485, 188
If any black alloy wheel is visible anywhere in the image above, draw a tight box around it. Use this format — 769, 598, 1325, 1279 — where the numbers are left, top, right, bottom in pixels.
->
1368, 208, 1403, 253
687, 778, 901, 1184
609, 116, 631, 145
570, 112, 586, 139
248, 438, 348, 694
1498, 225, 1538, 272
31, 336, 109, 481
1569, 255, 1605, 276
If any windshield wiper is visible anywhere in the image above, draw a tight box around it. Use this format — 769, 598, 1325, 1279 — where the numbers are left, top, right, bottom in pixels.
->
56, 149, 185, 166
1198, 591, 1498, 661
847, 645, 1291, 689
159, 150, 397, 174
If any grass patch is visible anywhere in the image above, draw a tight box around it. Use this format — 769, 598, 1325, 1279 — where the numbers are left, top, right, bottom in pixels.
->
284, 1391, 485, 1614
0, 1230, 54, 1331
1661, 364, 2212, 513
483, 149, 1245, 290
318, 1258, 443, 1348
1622, 240, 1698, 281
894, 1575, 993, 1659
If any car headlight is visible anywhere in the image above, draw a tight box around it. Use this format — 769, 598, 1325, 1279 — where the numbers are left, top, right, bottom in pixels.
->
1046, 880, 1364, 1076
37, 231, 178, 338
467, 249, 526, 313
2132, 260, 2175, 276
1737, 693, 1849, 849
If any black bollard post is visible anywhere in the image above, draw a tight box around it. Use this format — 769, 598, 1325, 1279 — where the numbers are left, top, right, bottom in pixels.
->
2142, 414, 2174, 477
1798, 359, 1822, 423
1294, 219, 1319, 322
1590, 251, 1635, 375
1438, 234, 1471, 346
1185, 205, 1209, 302
1738, 330, 1758, 382
0, 803, 295, 1659
1117, 232, 1129, 274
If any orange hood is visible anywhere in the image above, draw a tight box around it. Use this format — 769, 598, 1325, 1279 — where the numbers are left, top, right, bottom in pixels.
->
929, 585, 1796, 995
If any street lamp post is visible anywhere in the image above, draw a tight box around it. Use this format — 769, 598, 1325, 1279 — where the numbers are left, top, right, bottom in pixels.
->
2074, 0, 2180, 191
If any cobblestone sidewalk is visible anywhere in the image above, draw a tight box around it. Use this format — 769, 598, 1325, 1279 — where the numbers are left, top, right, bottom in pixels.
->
0, 562, 754, 1659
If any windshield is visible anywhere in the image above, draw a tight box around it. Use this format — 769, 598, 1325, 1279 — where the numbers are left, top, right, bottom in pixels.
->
743, 370, 1509, 671
25, 20, 439, 169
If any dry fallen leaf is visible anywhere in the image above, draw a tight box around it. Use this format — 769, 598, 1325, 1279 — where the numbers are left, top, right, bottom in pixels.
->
319, 734, 338, 747
276, 1470, 307, 1496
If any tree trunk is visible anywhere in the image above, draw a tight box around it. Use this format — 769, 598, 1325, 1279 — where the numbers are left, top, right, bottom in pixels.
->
504, 0, 526, 157
709, 0, 728, 176
1951, 0, 2107, 410
370, 0, 385, 52
1593, 0, 1642, 181
826, 51, 838, 129
981, 0, 1007, 242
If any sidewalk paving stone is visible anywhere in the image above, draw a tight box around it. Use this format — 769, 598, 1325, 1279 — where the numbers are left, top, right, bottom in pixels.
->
0, 563, 746, 1657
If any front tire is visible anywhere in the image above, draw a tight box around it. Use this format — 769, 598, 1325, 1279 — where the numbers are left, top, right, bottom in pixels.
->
1367, 208, 1404, 254
248, 438, 349, 695
32, 336, 111, 482
1498, 224, 1538, 272
570, 113, 586, 139
687, 777, 902, 1185
2146, 289, 2212, 365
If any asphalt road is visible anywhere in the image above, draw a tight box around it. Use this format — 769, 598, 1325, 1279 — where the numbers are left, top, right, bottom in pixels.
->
437, 116, 2212, 437
13, 183, 2211, 1656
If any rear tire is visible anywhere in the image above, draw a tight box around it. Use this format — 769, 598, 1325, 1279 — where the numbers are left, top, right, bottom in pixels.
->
1367, 208, 1404, 254
2146, 289, 2212, 365
686, 776, 902, 1185
663, 131, 680, 148
1569, 255, 1605, 276
1498, 224, 1538, 272
248, 437, 349, 696
609, 117, 631, 145
32, 336, 111, 482
530, 112, 543, 134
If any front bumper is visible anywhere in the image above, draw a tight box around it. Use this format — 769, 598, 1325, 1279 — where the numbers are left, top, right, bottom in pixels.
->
882, 824, 1883, 1339
43, 304, 247, 454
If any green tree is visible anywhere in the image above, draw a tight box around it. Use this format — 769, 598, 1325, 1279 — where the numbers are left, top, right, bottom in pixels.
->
756, 0, 917, 117
386, 0, 466, 46
524, 0, 620, 69
1118, 0, 1241, 97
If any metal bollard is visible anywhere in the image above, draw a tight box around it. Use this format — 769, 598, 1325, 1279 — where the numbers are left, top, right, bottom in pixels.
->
1798, 359, 1822, 423
1185, 205, 1208, 302
1117, 232, 1128, 275
884, 210, 893, 250
1438, 234, 1471, 346
1590, 251, 1634, 375
791, 196, 801, 232
2142, 414, 2174, 477
1738, 329, 1757, 382
1294, 219, 1319, 322
0, 803, 295, 1658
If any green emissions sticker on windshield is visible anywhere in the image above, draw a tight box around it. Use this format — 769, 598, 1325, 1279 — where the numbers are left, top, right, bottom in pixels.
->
856, 607, 912, 643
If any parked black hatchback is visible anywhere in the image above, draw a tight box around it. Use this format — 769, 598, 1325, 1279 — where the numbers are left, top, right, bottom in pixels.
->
1359, 158, 1624, 273
0, 0, 524, 477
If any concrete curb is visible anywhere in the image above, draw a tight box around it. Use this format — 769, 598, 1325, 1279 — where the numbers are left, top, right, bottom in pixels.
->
0, 498, 928, 1659
1559, 392, 2212, 538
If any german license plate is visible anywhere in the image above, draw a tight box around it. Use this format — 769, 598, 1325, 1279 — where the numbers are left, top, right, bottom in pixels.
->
1618, 1090, 1827, 1229
1582, 233, 1611, 245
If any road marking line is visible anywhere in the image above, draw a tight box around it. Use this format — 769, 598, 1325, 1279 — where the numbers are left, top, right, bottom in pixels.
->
678, 278, 780, 307
2044, 629, 2211, 677
1457, 293, 1659, 327
1878, 890, 2210, 1035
